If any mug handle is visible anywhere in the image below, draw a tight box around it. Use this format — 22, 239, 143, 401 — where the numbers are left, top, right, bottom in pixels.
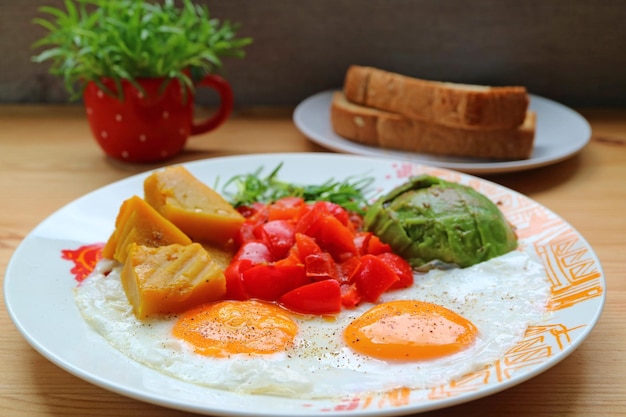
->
190, 74, 234, 135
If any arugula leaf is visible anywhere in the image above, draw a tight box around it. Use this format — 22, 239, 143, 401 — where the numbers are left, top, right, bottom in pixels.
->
221, 163, 375, 215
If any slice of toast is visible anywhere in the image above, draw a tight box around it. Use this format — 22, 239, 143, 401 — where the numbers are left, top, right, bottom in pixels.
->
344, 65, 529, 130
330, 92, 536, 160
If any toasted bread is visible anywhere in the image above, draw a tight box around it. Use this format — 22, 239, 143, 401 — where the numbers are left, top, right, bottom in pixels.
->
343, 65, 529, 130
331, 91, 536, 160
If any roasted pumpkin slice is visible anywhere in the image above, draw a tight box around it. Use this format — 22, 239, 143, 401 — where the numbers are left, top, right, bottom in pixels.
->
121, 242, 226, 318
103, 195, 191, 263
144, 166, 244, 247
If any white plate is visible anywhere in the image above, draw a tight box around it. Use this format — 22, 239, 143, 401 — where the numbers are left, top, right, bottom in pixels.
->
293, 91, 592, 174
5, 153, 605, 416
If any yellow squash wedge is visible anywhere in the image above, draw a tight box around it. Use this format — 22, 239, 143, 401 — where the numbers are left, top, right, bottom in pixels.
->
121, 242, 226, 318
102, 195, 192, 263
144, 165, 244, 246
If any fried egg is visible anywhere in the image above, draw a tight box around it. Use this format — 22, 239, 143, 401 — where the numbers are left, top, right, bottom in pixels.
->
74, 250, 550, 399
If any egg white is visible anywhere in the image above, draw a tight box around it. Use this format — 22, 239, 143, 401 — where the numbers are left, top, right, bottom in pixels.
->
74, 250, 550, 399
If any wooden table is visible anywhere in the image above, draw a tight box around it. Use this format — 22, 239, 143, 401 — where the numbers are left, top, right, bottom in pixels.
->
1, 105, 624, 417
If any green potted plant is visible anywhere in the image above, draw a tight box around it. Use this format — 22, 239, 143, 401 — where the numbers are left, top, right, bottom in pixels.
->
32, 0, 252, 163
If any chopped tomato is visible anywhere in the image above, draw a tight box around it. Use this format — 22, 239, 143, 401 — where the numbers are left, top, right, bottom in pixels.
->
275, 251, 302, 267
365, 233, 392, 255
348, 212, 364, 231
351, 254, 400, 303
223, 259, 252, 300
353, 232, 370, 255
337, 256, 361, 283
254, 219, 296, 259
314, 201, 350, 226
236, 202, 265, 219
340, 283, 361, 308
234, 240, 273, 263
295, 201, 326, 235
280, 279, 342, 315
354, 232, 391, 256
293, 232, 322, 261
378, 252, 414, 290
236, 206, 268, 245
305, 214, 358, 260
242, 263, 310, 301
267, 197, 306, 221
304, 252, 339, 281
236, 221, 257, 245
225, 197, 414, 315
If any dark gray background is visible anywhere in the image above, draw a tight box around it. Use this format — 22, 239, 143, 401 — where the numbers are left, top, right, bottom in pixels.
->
1, 0, 625, 108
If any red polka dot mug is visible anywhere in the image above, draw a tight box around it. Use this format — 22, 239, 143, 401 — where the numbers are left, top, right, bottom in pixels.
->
83, 74, 233, 163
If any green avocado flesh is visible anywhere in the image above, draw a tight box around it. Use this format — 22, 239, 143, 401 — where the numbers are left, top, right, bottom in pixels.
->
363, 175, 518, 268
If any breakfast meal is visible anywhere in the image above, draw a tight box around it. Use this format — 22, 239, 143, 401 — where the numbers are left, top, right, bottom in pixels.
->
73, 165, 550, 399
331, 65, 536, 160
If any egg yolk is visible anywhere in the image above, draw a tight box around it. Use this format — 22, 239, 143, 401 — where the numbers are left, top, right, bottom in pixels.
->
172, 300, 298, 357
344, 300, 477, 361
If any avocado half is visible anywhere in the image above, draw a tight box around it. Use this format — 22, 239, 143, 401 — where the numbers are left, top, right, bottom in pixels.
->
363, 175, 518, 268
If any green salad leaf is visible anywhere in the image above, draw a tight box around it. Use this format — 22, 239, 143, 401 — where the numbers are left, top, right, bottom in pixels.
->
220, 163, 375, 215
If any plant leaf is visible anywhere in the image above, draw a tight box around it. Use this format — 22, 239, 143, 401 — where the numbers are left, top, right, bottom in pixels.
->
30, 0, 251, 101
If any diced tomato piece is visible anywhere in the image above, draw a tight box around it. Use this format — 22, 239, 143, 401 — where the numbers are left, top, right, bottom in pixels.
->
267, 197, 307, 221
377, 252, 414, 289
348, 212, 364, 231
280, 279, 342, 315
236, 205, 269, 245
293, 232, 322, 262
304, 252, 339, 281
224, 259, 253, 300
351, 254, 399, 303
366, 233, 391, 255
236, 222, 256, 246
275, 252, 302, 267
337, 256, 361, 283
354, 232, 392, 256
340, 283, 361, 308
254, 219, 296, 259
235, 205, 255, 218
241, 263, 310, 301
295, 201, 348, 231
314, 201, 350, 226
353, 232, 371, 256
295, 202, 325, 235
236, 201, 267, 219
307, 214, 358, 260
234, 240, 273, 264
